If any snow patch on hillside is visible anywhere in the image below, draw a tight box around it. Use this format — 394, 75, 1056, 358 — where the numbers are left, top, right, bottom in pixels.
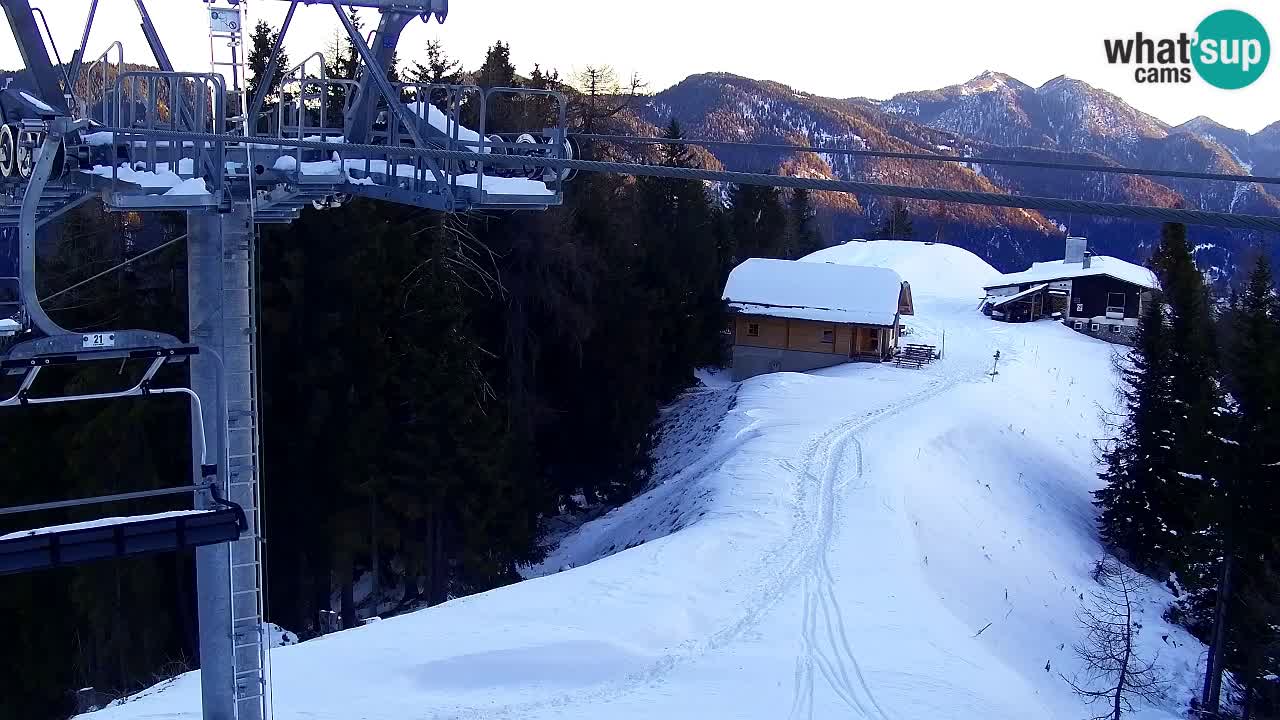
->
526, 383, 741, 577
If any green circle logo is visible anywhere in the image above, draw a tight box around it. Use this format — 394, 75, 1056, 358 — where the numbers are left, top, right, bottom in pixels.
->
1193, 10, 1270, 89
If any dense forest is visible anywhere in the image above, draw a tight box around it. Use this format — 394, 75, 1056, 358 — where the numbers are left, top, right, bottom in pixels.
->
1096, 224, 1280, 718
0, 29, 826, 719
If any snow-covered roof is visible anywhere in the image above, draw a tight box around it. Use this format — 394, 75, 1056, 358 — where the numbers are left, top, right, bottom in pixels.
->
723, 258, 905, 326
990, 283, 1049, 308
985, 256, 1158, 291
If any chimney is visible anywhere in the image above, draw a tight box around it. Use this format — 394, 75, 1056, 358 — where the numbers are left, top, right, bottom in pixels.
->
1083, 251, 1093, 269
1064, 236, 1087, 264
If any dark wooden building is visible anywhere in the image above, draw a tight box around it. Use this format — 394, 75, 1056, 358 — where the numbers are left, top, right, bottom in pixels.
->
982, 238, 1158, 344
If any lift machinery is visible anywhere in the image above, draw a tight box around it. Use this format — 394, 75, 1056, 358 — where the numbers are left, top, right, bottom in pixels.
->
0, 1, 574, 718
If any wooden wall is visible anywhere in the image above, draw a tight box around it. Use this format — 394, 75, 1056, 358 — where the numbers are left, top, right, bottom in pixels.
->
833, 324, 852, 356
735, 315, 788, 349
734, 315, 877, 357
787, 319, 839, 353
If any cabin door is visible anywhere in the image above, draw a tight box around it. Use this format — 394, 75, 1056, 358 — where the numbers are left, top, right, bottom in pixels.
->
856, 327, 880, 356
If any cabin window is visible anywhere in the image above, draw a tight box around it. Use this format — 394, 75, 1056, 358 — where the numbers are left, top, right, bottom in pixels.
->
1091, 324, 1100, 332
1107, 292, 1127, 315
747, 323, 760, 337
1073, 321, 1084, 330
822, 330, 834, 344
1111, 324, 1122, 334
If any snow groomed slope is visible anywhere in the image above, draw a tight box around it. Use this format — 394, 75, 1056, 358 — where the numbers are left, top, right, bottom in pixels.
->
90, 240, 1204, 720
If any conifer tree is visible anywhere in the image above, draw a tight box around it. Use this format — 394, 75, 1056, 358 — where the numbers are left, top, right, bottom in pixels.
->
1196, 255, 1280, 715
410, 39, 464, 86
876, 199, 914, 240
473, 41, 519, 131
728, 183, 787, 262
1095, 286, 1180, 570
1096, 224, 1220, 574
1149, 223, 1221, 556
787, 188, 824, 259
638, 119, 725, 394
246, 20, 290, 118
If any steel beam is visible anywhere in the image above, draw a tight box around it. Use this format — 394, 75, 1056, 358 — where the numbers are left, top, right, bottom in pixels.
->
342, 9, 413, 145
132, 0, 175, 72
188, 203, 266, 720
66, 0, 103, 88
331, 3, 452, 202
245, 1, 299, 125
0, 0, 69, 114
277, 0, 448, 16
187, 208, 235, 720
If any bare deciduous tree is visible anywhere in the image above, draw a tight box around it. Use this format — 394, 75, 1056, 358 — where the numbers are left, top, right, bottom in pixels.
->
570, 65, 646, 133
1062, 558, 1168, 720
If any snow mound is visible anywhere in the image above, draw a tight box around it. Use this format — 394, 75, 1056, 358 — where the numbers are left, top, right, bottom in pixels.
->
164, 178, 208, 196
804, 239, 1000, 301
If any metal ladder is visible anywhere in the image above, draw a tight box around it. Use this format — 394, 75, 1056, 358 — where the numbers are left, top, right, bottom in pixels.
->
222, 207, 270, 720
208, 8, 272, 718
206, 2, 248, 128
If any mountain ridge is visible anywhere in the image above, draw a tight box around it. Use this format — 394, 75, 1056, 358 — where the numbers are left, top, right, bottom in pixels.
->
630, 70, 1279, 280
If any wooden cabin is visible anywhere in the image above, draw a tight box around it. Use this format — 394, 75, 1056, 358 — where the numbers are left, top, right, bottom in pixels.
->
982, 238, 1158, 344
723, 258, 914, 380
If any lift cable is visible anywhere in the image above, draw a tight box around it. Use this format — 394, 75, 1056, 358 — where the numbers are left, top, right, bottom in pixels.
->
40, 233, 189, 304
571, 132, 1280, 187
90, 126, 1280, 234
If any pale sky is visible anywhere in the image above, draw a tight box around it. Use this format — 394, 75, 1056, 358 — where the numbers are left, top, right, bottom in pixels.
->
2, 0, 1276, 133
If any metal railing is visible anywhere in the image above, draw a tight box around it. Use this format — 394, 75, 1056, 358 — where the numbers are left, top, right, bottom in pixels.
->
269, 80, 568, 206
272, 53, 358, 182
82, 41, 124, 125
479, 86, 570, 192
104, 71, 226, 196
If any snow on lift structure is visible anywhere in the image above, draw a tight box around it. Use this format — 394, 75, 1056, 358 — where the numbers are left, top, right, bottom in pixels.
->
0, 1, 575, 718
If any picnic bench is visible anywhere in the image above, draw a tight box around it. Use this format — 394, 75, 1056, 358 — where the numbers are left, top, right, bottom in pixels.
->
894, 343, 938, 369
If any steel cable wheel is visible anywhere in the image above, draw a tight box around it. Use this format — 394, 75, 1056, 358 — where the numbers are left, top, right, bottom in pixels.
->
0, 125, 15, 178
14, 130, 33, 180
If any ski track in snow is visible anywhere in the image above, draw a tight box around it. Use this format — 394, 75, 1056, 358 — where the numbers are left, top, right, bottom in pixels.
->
788, 325, 1004, 720
480, 323, 1002, 720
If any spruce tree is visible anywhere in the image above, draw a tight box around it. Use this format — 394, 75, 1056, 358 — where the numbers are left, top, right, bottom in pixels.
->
1150, 223, 1221, 558
473, 41, 519, 131
638, 119, 725, 394
1096, 223, 1221, 574
787, 188, 824, 259
1207, 255, 1280, 713
246, 20, 290, 117
876, 199, 914, 240
728, 183, 787, 262
1095, 288, 1181, 569
409, 39, 463, 86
